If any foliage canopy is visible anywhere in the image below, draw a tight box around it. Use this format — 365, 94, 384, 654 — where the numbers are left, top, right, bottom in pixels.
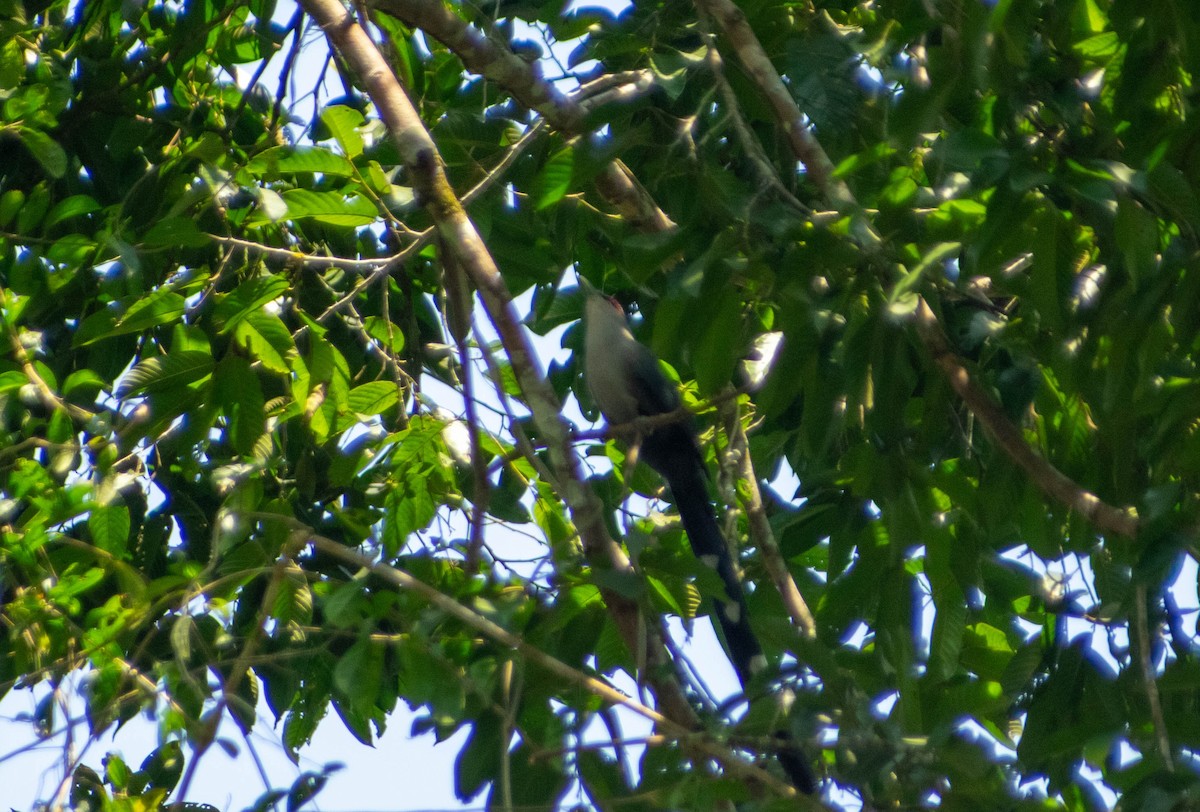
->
3, 0, 1200, 809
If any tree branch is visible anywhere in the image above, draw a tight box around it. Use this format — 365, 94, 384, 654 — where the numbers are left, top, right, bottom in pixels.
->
1133, 582, 1173, 771
274, 518, 804, 799
370, 0, 674, 233
210, 234, 391, 272
695, 0, 865, 232
720, 399, 816, 639
302, 0, 709, 774
914, 299, 1139, 538
698, 0, 1139, 542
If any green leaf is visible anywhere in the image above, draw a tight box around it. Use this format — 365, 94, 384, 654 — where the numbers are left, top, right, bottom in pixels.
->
275, 188, 377, 227
272, 566, 313, 626
70, 309, 115, 348
70, 766, 108, 810
937, 130, 1007, 172
1028, 206, 1065, 331
141, 216, 211, 248
648, 48, 698, 101
214, 274, 290, 333
889, 242, 960, 315
286, 770, 334, 812
454, 714, 504, 801
45, 194, 100, 230
645, 575, 683, 615
0, 188, 24, 228
1074, 31, 1120, 60
256, 187, 289, 221
282, 697, 325, 764
927, 592, 967, 682
380, 418, 451, 554
383, 463, 437, 554
533, 146, 574, 210
89, 505, 131, 557
362, 316, 405, 354
694, 292, 742, 394
215, 355, 265, 456
16, 126, 67, 178
170, 615, 194, 662
232, 310, 296, 374
17, 182, 49, 232
104, 754, 131, 791
116, 351, 215, 398
46, 234, 94, 266
1113, 197, 1159, 282
320, 105, 365, 159
333, 637, 384, 712
0, 37, 21, 90
323, 581, 367, 628
533, 483, 573, 550
138, 741, 184, 793
503, 743, 569, 809
347, 381, 399, 416
246, 146, 357, 177
117, 288, 187, 335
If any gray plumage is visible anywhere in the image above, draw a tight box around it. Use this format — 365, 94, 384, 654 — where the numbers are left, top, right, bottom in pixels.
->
581, 289, 815, 794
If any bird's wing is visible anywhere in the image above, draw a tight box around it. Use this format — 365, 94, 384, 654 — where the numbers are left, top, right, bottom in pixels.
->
627, 348, 681, 417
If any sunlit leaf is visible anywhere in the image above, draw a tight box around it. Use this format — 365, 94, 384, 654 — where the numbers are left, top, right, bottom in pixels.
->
319, 105, 366, 159
116, 351, 214, 397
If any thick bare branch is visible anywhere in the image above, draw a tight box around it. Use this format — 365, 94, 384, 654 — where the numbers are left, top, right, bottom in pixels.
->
301, 0, 706, 763
370, 0, 674, 232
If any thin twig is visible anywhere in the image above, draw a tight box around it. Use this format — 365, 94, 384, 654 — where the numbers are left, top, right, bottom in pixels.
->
1134, 583, 1174, 771
264, 515, 802, 798
313, 120, 547, 325
721, 398, 816, 639
444, 260, 491, 570
2, 307, 94, 424
700, 31, 809, 215
210, 234, 391, 272
695, 0, 864, 228
173, 536, 302, 802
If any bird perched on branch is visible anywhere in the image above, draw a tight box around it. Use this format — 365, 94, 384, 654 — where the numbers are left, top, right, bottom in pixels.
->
580, 285, 815, 794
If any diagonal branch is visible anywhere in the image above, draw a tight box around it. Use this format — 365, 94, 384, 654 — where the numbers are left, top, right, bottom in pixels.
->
720, 399, 817, 639
300, 0, 723, 781
700, 0, 1139, 542
275, 517, 803, 798
914, 299, 1138, 538
370, 0, 674, 233
694, 0, 862, 225
2, 300, 95, 425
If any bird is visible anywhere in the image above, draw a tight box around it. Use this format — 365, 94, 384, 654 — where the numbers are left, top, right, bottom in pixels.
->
580, 285, 815, 794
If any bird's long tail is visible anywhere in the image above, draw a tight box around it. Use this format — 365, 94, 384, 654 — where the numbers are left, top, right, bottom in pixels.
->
644, 428, 816, 794
659, 440, 764, 686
